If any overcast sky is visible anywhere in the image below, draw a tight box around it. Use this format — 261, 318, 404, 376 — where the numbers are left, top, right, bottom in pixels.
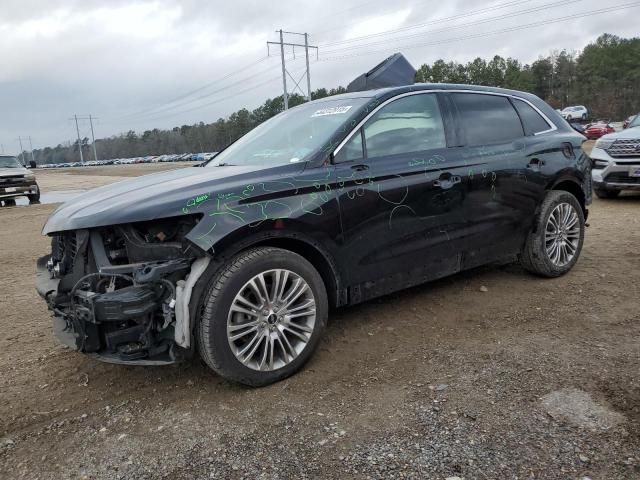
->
0, 0, 638, 153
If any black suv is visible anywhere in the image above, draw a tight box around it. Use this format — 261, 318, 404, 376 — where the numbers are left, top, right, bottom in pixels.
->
36, 84, 591, 386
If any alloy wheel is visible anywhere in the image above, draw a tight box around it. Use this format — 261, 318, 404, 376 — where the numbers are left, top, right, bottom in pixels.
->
544, 202, 580, 267
227, 269, 316, 371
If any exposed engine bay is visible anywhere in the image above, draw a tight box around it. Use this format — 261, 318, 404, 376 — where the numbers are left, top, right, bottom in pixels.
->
36, 216, 209, 364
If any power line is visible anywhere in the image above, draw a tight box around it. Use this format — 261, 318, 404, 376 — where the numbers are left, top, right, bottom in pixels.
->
116, 59, 289, 122
320, 0, 583, 54
114, 56, 271, 120
318, 2, 640, 61
317, 0, 532, 44
125, 67, 307, 124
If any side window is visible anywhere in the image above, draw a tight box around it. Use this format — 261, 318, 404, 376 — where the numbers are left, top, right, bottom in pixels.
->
363, 94, 446, 160
513, 99, 552, 135
334, 130, 364, 163
452, 93, 524, 146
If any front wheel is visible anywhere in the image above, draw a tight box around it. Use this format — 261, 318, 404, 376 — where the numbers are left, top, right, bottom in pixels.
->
197, 247, 328, 386
520, 190, 585, 277
28, 186, 40, 203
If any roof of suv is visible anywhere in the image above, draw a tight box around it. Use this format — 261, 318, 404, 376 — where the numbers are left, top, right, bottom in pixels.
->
318, 83, 542, 101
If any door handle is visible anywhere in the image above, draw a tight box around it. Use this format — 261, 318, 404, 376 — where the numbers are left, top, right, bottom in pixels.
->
351, 164, 369, 171
433, 173, 461, 190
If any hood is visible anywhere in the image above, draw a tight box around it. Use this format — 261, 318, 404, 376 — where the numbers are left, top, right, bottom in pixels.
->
0, 166, 30, 176
599, 127, 640, 140
42, 163, 302, 235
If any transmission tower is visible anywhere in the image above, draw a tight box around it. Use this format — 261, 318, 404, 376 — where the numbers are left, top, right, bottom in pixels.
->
267, 30, 318, 109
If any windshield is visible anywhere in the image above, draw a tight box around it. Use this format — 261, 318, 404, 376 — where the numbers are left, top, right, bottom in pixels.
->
208, 97, 369, 167
0, 156, 22, 168
629, 115, 640, 128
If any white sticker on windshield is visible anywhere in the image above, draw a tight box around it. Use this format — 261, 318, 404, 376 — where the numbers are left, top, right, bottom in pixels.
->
311, 106, 352, 117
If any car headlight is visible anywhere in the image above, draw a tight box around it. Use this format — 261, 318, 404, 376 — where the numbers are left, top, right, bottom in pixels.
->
24, 173, 35, 180
594, 138, 614, 150
592, 159, 610, 169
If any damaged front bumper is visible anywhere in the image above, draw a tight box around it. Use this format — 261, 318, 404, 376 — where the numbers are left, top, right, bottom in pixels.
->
36, 226, 210, 366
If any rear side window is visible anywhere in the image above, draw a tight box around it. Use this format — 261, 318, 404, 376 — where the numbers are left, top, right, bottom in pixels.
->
363, 94, 446, 159
452, 93, 524, 146
513, 99, 552, 135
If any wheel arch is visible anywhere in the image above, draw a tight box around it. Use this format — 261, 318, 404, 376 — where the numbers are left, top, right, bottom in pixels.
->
187, 226, 344, 338
548, 177, 586, 216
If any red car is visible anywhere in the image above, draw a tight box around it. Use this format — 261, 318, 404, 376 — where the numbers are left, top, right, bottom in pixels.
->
584, 121, 615, 140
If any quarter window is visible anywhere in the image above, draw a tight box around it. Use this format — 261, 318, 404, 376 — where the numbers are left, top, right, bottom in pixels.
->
363, 94, 446, 159
452, 93, 524, 146
513, 99, 552, 135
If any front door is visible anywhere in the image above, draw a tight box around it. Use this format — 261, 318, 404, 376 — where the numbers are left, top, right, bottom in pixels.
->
331, 92, 465, 301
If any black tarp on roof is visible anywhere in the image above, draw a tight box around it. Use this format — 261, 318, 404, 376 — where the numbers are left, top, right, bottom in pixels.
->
346, 53, 416, 93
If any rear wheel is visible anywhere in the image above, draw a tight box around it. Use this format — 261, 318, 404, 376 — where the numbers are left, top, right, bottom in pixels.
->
197, 247, 328, 386
594, 188, 620, 199
520, 190, 585, 277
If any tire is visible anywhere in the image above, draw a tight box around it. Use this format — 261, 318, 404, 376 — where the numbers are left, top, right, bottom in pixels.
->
197, 247, 328, 387
520, 190, 585, 277
28, 186, 40, 203
594, 188, 620, 199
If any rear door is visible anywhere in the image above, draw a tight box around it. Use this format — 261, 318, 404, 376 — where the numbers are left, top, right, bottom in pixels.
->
448, 92, 534, 268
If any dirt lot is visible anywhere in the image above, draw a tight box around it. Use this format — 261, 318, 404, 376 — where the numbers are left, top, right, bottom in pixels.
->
1, 155, 639, 479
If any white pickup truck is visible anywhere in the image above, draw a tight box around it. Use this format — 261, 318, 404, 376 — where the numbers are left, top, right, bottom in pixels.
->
0, 155, 40, 204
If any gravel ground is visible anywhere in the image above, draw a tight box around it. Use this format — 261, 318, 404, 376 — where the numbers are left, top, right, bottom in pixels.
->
0, 156, 638, 479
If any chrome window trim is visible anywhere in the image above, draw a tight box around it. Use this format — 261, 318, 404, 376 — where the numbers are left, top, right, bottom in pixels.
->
333, 89, 558, 157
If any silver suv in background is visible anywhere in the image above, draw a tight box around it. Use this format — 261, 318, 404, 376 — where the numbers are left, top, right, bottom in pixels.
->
561, 105, 589, 121
0, 155, 40, 205
591, 115, 640, 198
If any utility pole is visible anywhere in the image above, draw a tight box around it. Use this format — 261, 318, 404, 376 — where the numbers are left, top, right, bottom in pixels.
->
89, 114, 98, 161
17, 137, 25, 164
279, 30, 288, 109
73, 114, 84, 163
71, 115, 99, 162
267, 30, 318, 109
28, 136, 35, 164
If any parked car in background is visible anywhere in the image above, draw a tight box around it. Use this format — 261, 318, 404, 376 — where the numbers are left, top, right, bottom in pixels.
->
37, 84, 591, 386
584, 121, 615, 140
623, 114, 638, 129
591, 114, 640, 198
561, 105, 589, 121
0, 155, 40, 203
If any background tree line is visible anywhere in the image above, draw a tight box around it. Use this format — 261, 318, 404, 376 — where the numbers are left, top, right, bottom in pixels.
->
29, 33, 640, 165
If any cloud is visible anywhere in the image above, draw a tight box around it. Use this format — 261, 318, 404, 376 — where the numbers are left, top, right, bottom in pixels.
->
0, 0, 637, 151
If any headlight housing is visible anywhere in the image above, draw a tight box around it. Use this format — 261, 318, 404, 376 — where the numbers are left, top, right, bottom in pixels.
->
595, 138, 614, 150
24, 173, 35, 180
591, 159, 610, 170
